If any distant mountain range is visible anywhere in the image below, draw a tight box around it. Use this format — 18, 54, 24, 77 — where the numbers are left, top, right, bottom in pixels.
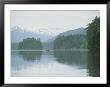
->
11, 26, 54, 43
59, 27, 86, 36
42, 37, 56, 50
43, 27, 86, 50
11, 26, 86, 50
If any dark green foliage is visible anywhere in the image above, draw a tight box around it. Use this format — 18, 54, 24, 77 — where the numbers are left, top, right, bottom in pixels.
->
54, 35, 87, 49
86, 16, 100, 51
54, 51, 87, 67
86, 16, 100, 77
18, 37, 42, 50
19, 51, 42, 61
87, 51, 100, 77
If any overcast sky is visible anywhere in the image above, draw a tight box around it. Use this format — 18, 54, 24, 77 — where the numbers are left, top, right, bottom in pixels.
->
11, 10, 99, 36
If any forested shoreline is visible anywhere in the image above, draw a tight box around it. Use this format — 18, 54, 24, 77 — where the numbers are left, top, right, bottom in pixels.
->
12, 38, 42, 50
54, 35, 87, 50
12, 16, 100, 52
11, 16, 100, 77
86, 16, 100, 77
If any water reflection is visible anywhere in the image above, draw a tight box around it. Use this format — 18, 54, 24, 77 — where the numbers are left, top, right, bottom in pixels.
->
87, 50, 100, 77
11, 51, 42, 71
11, 50, 100, 77
19, 51, 42, 61
54, 51, 87, 69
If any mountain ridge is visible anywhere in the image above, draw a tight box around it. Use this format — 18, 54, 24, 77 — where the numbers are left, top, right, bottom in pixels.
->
11, 27, 87, 50
58, 27, 86, 37
11, 26, 54, 42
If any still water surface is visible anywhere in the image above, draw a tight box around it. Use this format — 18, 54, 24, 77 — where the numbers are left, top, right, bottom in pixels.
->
11, 50, 99, 77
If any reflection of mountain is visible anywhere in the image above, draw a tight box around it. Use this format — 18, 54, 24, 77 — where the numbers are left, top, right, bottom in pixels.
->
19, 51, 42, 61
87, 51, 100, 77
54, 51, 87, 69
11, 26, 54, 42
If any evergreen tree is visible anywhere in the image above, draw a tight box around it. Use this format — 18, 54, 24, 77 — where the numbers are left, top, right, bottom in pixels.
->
86, 16, 100, 51
18, 37, 42, 50
86, 16, 100, 77
54, 34, 87, 49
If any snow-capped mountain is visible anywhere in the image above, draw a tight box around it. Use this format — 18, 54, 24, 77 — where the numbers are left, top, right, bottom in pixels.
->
35, 28, 55, 36
11, 26, 55, 42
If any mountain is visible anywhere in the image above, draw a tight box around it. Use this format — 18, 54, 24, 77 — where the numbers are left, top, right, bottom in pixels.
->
11, 26, 87, 50
11, 43, 19, 50
11, 26, 54, 43
42, 28, 86, 50
42, 37, 56, 50
59, 27, 86, 36
54, 28, 87, 50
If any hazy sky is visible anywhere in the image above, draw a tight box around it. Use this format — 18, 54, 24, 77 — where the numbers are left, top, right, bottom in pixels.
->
11, 10, 99, 36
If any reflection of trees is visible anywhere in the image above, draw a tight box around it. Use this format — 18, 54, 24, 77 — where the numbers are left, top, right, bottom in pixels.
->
54, 50, 100, 76
87, 50, 100, 77
19, 51, 42, 61
54, 51, 87, 68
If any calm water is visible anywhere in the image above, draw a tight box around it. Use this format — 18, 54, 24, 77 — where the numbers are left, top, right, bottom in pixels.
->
11, 50, 100, 77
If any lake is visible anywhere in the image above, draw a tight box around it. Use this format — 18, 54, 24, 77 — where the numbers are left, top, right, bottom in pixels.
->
11, 50, 100, 77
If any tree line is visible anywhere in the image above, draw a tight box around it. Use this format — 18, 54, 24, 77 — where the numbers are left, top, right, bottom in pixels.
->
12, 16, 100, 53
53, 16, 100, 77
86, 16, 100, 77
53, 16, 100, 52
86, 16, 100, 52
18, 37, 42, 50
54, 35, 87, 50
